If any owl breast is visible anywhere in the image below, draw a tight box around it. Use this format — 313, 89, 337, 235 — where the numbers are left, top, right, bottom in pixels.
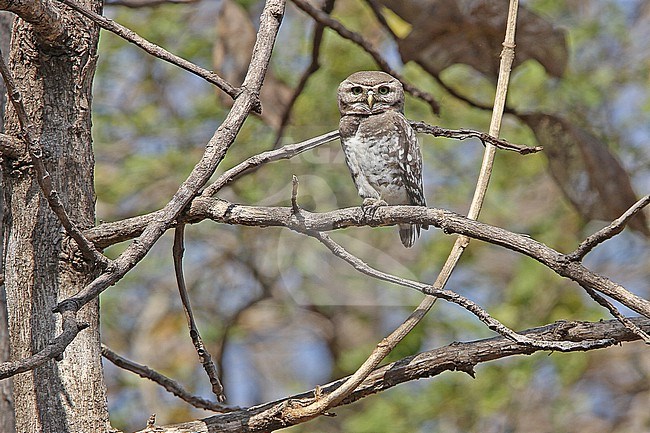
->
343, 115, 408, 204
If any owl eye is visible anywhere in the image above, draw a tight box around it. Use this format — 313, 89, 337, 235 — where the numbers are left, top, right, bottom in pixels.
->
377, 86, 390, 95
351, 86, 363, 95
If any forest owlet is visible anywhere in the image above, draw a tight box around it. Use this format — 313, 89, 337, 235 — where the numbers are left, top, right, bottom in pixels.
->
337, 71, 428, 247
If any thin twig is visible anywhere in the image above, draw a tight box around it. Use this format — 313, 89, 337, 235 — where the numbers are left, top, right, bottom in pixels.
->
303, 231, 609, 352
581, 286, 650, 344
200, 130, 340, 198
198, 124, 533, 199
101, 345, 231, 411
411, 121, 542, 154
290, 0, 440, 114
54, 0, 239, 101
173, 224, 226, 401
0, 47, 108, 267
567, 195, 650, 262
273, 0, 335, 146
291, 175, 300, 213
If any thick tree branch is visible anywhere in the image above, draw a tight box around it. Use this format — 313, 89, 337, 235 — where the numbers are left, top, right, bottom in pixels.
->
0, 0, 67, 46
134, 318, 650, 432
54, 0, 239, 101
83, 198, 650, 319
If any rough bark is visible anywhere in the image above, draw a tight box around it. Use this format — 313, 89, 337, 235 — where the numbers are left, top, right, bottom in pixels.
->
1, 2, 109, 432
0, 10, 15, 433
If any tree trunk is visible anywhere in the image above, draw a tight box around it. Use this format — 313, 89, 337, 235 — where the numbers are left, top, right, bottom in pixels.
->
0, 11, 15, 433
2, 3, 109, 432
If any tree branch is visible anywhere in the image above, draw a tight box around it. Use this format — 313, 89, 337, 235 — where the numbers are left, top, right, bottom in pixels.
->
54, 0, 239, 101
134, 318, 650, 432
290, 0, 440, 114
173, 224, 225, 401
567, 194, 650, 262
0, 0, 67, 47
101, 345, 231, 412
0, 311, 86, 379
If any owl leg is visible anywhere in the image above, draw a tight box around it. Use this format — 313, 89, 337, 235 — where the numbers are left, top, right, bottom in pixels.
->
362, 197, 387, 207
353, 176, 386, 207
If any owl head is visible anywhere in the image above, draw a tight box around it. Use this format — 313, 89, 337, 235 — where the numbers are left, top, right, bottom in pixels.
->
337, 71, 405, 116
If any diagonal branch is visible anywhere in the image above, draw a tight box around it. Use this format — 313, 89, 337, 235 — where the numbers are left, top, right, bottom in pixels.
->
0, 47, 108, 266
290, 0, 440, 114
280, 0, 522, 422
0, 311, 86, 379
101, 345, 231, 412
567, 194, 650, 262
54, 0, 239, 101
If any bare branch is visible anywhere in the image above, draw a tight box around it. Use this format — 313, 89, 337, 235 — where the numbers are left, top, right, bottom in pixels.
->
54, 0, 239, 101
290, 0, 440, 114
173, 225, 225, 401
201, 130, 340, 198
134, 318, 649, 432
182, 199, 650, 318
581, 286, 650, 344
101, 345, 231, 412
0, 310, 86, 379
0, 47, 108, 266
274, 0, 335, 145
567, 194, 650, 261
54, 0, 286, 313
410, 121, 542, 154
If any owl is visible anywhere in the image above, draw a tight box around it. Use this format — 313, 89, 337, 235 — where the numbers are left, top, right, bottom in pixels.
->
337, 71, 428, 248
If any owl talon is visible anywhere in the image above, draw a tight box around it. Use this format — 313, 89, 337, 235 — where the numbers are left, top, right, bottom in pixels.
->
362, 198, 387, 208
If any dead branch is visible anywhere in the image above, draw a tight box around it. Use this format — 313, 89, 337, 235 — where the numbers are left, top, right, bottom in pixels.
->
173, 225, 225, 401
290, 0, 440, 114
54, 0, 239, 100
0, 311, 86, 379
133, 317, 650, 432
101, 345, 231, 412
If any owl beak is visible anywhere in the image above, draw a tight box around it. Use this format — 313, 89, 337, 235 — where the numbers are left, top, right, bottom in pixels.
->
367, 91, 375, 109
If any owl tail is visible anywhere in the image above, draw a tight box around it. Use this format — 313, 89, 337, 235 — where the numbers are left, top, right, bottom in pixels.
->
399, 224, 421, 248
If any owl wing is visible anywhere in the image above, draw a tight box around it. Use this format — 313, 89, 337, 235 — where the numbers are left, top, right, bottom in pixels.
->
391, 112, 426, 208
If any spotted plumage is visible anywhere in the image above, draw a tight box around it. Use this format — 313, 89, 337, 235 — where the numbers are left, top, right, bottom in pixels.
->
337, 71, 428, 247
